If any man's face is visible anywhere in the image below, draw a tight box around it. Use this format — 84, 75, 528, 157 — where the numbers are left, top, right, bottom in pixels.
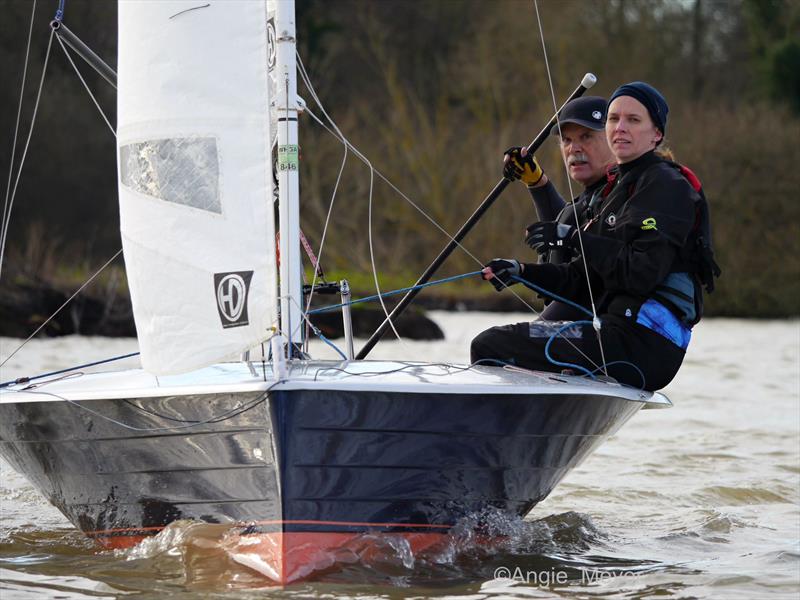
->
558, 123, 614, 186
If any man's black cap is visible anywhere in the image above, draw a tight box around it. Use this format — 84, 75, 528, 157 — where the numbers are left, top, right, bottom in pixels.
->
550, 96, 607, 136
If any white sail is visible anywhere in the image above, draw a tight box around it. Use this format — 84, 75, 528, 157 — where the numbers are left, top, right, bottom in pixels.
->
117, 0, 276, 375
267, 0, 278, 151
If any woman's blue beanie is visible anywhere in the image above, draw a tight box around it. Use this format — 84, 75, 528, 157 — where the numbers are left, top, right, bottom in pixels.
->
608, 81, 669, 136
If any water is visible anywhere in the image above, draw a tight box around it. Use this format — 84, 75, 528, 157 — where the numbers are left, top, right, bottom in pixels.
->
1, 313, 798, 598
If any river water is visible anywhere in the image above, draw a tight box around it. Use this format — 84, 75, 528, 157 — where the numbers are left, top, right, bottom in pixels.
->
1, 313, 798, 599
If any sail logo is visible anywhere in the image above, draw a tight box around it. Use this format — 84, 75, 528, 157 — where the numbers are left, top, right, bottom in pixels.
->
214, 271, 254, 328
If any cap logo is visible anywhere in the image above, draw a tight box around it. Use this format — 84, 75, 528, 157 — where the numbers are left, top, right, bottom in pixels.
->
592, 110, 602, 120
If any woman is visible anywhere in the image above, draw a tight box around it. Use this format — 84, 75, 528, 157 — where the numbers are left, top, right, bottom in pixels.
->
471, 82, 719, 391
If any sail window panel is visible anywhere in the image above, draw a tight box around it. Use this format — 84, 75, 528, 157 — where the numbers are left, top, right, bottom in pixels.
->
120, 137, 221, 213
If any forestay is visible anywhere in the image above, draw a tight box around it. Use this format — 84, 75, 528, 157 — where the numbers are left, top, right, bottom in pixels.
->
117, 1, 276, 375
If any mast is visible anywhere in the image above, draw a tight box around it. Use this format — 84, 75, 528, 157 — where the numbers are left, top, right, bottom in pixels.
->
275, 0, 303, 355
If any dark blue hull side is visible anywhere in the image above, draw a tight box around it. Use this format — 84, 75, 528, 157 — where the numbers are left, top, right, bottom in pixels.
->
0, 387, 641, 540
270, 389, 640, 533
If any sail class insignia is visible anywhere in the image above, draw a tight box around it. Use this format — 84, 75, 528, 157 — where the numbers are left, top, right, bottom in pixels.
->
214, 271, 253, 327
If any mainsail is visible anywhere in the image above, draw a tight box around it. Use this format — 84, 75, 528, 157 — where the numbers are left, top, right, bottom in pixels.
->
117, 1, 276, 374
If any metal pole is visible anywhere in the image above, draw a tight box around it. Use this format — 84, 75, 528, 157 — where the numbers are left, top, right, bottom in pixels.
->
356, 74, 597, 360
50, 20, 117, 88
340, 280, 355, 360
275, 0, 303, 354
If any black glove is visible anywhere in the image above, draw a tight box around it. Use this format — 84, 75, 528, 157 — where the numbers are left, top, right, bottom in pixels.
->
503, 147, 544, 186
525, 221, 576, 254
482, 258, 523, 292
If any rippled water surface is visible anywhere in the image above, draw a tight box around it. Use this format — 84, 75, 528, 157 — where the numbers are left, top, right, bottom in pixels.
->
1, 314, 799, 598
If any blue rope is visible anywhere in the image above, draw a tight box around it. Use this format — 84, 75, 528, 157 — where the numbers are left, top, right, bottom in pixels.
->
543, 320, 597, 379
510, 275, 593, 317
1, 351, 140, 388
318, 333, 348, 360
54, 0, 66, 21
592, 360, 646, 390
508, 277, 647, 388
307, 270, 482, 315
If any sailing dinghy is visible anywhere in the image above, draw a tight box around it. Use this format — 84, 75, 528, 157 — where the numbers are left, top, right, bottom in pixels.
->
0, 0, 670, 583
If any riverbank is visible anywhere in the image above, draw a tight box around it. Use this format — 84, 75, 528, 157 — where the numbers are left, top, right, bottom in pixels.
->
2, 266, 798, 340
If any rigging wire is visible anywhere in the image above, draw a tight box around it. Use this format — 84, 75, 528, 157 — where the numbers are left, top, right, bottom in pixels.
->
0, 27, 53, 282
302, 108, 601, 370
0, 15, 609, 380
296, 55, 489, 276
55, 33, 116, 137
296, 55, 562, 323
1, 351, 140, 389
307, 270, 482, 315
2, 0, 37, 281
298, 55, 564, 362
532, 0, 609, 376
302, 107, 543, 318
1, 268, 604, 384
287, 294, 348, 360
296, 58, 349, 320
300, 107, 605, 370
294, 54, 404, 345
0, 248, 123, 368
0, 20, 122, 370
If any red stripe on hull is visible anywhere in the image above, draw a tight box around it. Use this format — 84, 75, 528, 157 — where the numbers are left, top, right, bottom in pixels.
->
225, 531, 446, 583
94, 534, 149, 549
90, 527, 447, 584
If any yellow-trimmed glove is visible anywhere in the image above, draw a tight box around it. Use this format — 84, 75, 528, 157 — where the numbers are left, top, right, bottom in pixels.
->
503, 146, 544, 187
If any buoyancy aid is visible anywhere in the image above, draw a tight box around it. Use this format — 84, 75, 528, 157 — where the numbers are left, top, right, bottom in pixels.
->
599, 158, 721, 327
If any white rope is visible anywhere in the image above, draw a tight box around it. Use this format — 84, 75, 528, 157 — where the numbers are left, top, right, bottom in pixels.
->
1, 0, 37, 280
301, 115, 348, 315
0, 28, 53, 282
56, 34, 116, 138
533, 0, 609, 375
295, 54, 403, 344
295, 54, 348, 331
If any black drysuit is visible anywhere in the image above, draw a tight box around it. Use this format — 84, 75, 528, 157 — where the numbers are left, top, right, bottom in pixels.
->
472, 151, 700, 391
529, 178, 605, 321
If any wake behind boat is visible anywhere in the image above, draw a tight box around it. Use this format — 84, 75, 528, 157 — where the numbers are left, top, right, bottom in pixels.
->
0, 0, 671, 584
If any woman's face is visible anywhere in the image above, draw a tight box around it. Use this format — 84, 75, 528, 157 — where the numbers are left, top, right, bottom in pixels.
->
605, 96, 663, 163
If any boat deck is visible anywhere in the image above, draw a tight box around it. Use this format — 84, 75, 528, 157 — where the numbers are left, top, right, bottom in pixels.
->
0, 360, 670, 407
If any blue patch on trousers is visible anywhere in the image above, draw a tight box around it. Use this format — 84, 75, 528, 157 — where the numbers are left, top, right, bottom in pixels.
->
529, 321, 584, 339
636, 299, 692, 349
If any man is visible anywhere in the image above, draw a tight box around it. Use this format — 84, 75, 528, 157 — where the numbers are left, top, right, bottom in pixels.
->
502, 96, 613, 320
